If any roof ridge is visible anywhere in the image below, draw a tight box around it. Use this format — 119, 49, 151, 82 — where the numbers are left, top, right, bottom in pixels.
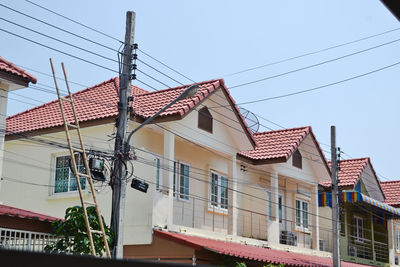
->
328, 157, 370, 164
135, 78, 223, 97
254, 126, 311, 135
6, 77, 118, 121
381, 180, 400, 184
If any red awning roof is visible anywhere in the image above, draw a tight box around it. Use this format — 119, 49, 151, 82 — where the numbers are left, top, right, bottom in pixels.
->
0, 204, 60, 222
154, 230, 368, 267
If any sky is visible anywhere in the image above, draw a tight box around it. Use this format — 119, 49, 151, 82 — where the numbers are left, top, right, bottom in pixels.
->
1, 0, 399, 180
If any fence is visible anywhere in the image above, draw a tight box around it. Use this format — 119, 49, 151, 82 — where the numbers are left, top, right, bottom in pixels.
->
0, 227, 57, 252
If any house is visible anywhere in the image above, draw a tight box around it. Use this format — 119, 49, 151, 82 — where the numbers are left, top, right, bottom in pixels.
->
381, 180, 400, 265
0, 75, 355, 265
0, 204, 59, 252
319, 158, 399, 266
0, 57, 37, 196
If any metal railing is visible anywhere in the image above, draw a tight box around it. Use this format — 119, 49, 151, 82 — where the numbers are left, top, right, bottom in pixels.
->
348, 235, 388, 263
0, 227, 57, 252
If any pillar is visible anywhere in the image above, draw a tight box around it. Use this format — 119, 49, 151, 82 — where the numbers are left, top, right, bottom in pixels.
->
268, 171, 280, 245
231, 155, 238, 235
388, 219, 395, 265
312, 185, 320, 250
163, 126, 175, 226
0, 88, 8, 200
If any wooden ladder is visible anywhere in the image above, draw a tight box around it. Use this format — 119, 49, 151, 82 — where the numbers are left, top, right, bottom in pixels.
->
49, 59, 111, 258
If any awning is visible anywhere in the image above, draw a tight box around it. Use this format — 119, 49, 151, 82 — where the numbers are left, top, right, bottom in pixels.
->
318, 191, 400, 217
153, 230, 366, 267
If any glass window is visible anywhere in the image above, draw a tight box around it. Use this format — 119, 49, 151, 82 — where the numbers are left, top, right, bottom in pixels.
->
155, 158, 161, 190
278, 195, 283, 223
54, 154, 86, 194
267, 192, 273, 220
354, 216, 364, 242
179, 163, 190, 200
295, 199, 309, 229
396, 229, 400, 251
209, 171, 228, 210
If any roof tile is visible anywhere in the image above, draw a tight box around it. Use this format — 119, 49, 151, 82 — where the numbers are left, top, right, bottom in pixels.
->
381, 180, 400, 206
320, 158, 369, 188
0, 204, 60, 222
0, 57, 37, 84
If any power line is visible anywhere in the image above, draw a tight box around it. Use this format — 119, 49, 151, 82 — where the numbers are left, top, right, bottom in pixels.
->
232, 59, 400, 106
24, 0, 122, 43
0, 28, 119, 73
0, 3, 120, 53
222, 27, 400, 77
229, 36, 400, 89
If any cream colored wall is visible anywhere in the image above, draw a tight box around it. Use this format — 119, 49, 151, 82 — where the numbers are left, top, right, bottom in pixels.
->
0, 88, 8, 197
318, 206, 333, 252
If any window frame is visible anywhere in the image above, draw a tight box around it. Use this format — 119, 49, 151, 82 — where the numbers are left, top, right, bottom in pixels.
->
354, 215, 364, 243
295, 198, 310, 232
396, 226, 400, 252
173, 161, 191, 202
208, 170, 229, 213
53, 153, 86, 195
267, 191, 283, 222
154, 156, 163, 192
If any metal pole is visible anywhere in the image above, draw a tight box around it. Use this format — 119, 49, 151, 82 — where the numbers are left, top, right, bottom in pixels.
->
110, 11, 135, 259
331, 126, 341, 267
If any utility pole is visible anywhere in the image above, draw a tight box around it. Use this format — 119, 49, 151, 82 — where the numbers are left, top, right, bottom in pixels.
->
331, 126, 341, 267
110, 11, 135, 259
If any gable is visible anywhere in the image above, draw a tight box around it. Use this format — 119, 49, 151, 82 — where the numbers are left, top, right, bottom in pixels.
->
360, 163, 384, 202
167, 87, 254, 154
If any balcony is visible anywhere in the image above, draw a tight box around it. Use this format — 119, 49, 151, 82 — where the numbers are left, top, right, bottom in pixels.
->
0, 227, 57, 252
347, 235, 389, 264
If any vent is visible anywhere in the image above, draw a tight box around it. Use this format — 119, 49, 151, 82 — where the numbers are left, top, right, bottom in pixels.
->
319, 239, 328, 251
395, 256, 399, 265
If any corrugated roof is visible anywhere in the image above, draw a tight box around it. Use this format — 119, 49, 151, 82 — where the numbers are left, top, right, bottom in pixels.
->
0, 57, 37, 84
154, 230, 369, 267
0, 204, 60, 222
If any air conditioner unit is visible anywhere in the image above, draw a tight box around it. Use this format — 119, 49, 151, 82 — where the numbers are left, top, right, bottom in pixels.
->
319, 239, 328, 252
280, 231, 297, 246
395, 256, 399, 265
348, 245, 357, 257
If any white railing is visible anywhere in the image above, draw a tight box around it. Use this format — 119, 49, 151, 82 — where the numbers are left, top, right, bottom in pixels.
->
0, 227, 57, 252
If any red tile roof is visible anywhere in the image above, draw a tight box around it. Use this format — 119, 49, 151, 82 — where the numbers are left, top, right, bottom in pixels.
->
6, 77, 255, 146
0, 57, 37, 84
0, 204, 60, 222
238, 126, 329, 171
381, 180, 400, 207
154, 230, 368, 267
239, 126, 311, 161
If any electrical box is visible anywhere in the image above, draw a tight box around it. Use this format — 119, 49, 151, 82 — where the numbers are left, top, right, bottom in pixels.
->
89, 158, 106, 182
131, 178, 149, 193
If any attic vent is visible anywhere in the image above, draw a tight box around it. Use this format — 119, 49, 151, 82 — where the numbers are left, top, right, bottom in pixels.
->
292, 149, 302, 169
198, 106, 213, 133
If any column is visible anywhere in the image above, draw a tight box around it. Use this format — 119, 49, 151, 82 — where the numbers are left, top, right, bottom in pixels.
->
268, 171, 280, 245
231, 155, 238, 235
0, 88, 8, 200
388, 219, 395, 265
163, 126, 175, 226
312, 185, 320, 250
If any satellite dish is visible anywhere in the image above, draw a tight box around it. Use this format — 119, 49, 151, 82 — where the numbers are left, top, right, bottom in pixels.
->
238, 107, 260, 133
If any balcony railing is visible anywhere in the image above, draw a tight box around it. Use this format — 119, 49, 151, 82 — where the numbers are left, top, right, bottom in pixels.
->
0, 227, 57, 252
348, 235, 388, 263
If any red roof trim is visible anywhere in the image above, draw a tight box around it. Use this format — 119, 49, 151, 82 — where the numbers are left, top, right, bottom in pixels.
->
0, 204, 60, 222
0, 57, 37, 84
154, 230, 368, 267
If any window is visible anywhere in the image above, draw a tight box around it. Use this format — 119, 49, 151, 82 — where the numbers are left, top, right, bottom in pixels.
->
198, 106, 213, 133
354, 216, 364, 242
295, 199, 309, 229
292, 149, 302, 169
267, 192, 282, 222
155, 157, 162, 190
54, 154, 86, 194
210, 171, 228, 210
396, 229, 400, 252
173, 161, 190, 200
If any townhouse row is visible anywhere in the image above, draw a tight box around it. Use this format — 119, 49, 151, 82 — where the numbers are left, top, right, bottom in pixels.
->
1, 57, 399, 267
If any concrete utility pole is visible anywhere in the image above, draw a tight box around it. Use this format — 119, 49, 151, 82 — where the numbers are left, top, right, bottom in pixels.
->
331, 126, 341, 267
110, 11, 135, 259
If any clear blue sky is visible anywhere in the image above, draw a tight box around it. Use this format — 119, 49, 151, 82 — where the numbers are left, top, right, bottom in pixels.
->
1, 0, 399, 180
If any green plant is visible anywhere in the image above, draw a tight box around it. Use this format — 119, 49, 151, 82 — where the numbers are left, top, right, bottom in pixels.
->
235, 263, 247, 267
45, 205, 114, 256
263, 264, 284, 267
